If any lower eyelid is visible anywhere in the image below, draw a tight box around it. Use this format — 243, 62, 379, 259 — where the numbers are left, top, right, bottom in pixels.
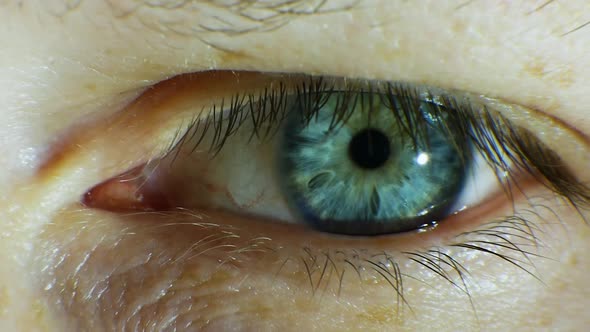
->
80, 156, 532, 253
35, 183, 573, 330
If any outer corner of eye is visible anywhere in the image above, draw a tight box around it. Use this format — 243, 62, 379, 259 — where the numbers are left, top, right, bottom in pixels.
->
76, 72, 579, 247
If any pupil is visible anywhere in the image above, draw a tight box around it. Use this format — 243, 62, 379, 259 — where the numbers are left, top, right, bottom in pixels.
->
348, 129, 391, 169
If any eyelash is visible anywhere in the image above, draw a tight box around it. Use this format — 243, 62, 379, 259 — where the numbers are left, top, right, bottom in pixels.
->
157, 74, 590, 310
167, 75, 590, 207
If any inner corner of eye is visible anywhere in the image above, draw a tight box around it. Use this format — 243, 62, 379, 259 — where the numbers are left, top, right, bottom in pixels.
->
81, 162, 171, 213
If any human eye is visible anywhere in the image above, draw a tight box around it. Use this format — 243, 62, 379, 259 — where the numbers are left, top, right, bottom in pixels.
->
21, 1, 590, 331
56, 70, 590, 330
84, 73, 588, 237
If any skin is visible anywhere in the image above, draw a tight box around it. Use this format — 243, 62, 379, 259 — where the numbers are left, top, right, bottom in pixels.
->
0, 0, 590, 331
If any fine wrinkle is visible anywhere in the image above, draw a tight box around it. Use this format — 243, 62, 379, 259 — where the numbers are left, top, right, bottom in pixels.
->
35, 209, 278, 331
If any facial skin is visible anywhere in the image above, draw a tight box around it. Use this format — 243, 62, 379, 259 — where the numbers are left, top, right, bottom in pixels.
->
1, 0, 590, 331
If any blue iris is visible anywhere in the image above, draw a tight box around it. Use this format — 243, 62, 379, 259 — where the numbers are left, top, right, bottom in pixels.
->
278, 92, 470, 235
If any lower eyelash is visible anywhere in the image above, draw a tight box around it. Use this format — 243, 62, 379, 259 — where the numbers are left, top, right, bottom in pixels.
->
285, 198, 558, 318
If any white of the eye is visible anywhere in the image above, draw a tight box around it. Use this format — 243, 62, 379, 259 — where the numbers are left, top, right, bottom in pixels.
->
448, 150, 510, 214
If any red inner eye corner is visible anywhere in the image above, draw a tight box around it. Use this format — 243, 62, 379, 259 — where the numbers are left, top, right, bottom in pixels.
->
82, 164, 172, 212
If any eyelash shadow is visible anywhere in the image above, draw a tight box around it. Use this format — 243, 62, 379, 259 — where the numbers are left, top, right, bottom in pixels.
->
160, 74, 590, 315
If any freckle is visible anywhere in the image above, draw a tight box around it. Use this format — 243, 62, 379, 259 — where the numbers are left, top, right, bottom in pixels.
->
28, 300, 49, 331
0, 286, 9, 315
565, 252, 578, 267
557, 68, 574, 88
218, 50, 251, 66
356, 305, 396, 325
537, 314, 553, 327
174, 269, 238, 295
550, 276, 568, 292
523, 60, 575, 88
84, 83, 97, 92
294, 297, 321, 311
374, 40, 404, 64
250, 302, 273, 319
451, 20, 466, 33
138, 62, 171, 76
523, 60, 546, 78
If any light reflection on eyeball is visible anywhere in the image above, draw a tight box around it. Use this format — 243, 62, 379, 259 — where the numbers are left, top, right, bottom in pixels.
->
90, 87, 510, 237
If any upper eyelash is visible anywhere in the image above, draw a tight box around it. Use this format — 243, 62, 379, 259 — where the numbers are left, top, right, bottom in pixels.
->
165, 75, 590, 211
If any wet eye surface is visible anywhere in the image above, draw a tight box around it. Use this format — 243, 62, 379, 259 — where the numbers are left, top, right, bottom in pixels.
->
280, 92, 469, 235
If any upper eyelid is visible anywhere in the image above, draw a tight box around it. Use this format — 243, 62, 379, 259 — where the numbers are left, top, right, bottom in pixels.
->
37, 71, 590, 207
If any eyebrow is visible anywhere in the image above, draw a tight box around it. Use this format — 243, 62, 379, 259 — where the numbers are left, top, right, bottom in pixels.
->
101, 0, 360, 36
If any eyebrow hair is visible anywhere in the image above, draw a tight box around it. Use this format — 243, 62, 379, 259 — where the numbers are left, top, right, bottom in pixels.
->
103, 0, 360, 36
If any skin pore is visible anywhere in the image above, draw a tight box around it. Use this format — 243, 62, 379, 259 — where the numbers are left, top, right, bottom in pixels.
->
1, 0, 590, 331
